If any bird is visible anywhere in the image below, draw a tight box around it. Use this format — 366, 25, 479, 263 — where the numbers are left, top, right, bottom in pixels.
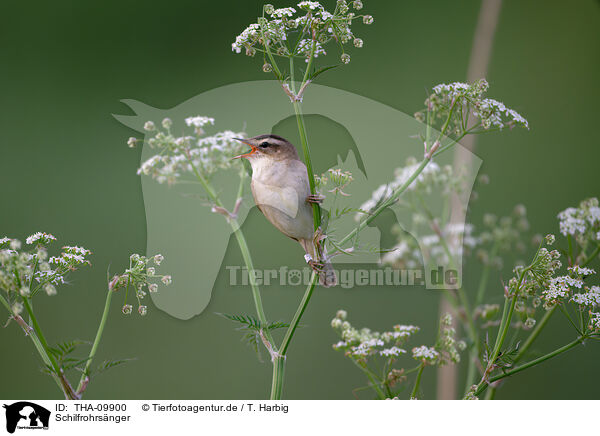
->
233, 134, 337, 287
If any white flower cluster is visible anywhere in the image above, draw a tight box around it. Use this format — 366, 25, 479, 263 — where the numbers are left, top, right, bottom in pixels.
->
25, 232, 57, 245
109, 253, 171, 317
295, 39, 326, 59
134, 116, 247, 184
411, 345, 439, 364
557, 198, 600, 242
420, 79, 529, 132
49, 246, 92, 268
232, 1, 372, 65
331, 310, 415, 360
571, 286, 600, 306
316, 168, 354, 197
1, 234, 93, 303
540, 264, 597, 306
433, 313, 463, 365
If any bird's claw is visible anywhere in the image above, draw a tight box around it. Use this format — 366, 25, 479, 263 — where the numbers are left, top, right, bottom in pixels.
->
308, 260, 324, 272
306, 194, 325, 204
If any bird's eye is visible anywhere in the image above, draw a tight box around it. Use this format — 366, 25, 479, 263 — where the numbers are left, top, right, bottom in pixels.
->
259, 142, 270, 148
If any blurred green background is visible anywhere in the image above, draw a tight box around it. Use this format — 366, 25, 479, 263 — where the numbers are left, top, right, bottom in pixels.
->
1, 0, 599, 399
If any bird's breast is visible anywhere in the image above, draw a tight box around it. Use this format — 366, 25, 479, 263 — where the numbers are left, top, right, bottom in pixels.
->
250, 159, 314, 240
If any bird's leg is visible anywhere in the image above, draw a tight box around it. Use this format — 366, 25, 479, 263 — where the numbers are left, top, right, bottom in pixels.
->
306, 193, 325, 204
308, 259, 324, 272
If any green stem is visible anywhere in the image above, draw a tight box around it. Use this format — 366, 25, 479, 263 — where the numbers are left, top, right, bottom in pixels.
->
465, 244, 499, 393
484, 387, 497, 400
292, 100, 320, 231
338, 158, 431, 249
492, 295, 518, 362
475, 336, 584, 396
0, 293, 66, 395
21, 297, 77, 399
76, 286, 114, 395
484, 305, 557, 400
187, 157, 272, 339
335, 96, 461, 254
270, 355, 286, 400
351, 360, 386, 399
21, 298, 59, 371
475, 243, 499, 307
411, 364, 425, 399
0, 292, 11, 313
279, 273, 318, 356
583, 244, 600, 266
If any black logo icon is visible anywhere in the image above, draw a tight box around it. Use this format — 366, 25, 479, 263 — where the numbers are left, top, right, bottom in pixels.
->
3, 402, 50, 433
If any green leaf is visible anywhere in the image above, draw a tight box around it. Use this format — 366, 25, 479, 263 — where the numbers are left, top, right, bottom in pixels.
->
94, 358, 135, 376
308, 64, 341, 82
217, 313, 263, 330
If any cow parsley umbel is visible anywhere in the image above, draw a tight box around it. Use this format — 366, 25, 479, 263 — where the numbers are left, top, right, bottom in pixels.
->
232, 1, 373, 69
331, 311, 463, 399
0, 233, 156, 399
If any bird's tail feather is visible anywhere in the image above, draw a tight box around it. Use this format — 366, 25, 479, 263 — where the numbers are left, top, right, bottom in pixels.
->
318, 259, 337, 288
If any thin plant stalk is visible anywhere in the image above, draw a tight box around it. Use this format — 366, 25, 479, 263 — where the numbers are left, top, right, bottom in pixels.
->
0, 293, 67, 396
411, 364, 426, 399
474, 336, 585, 397
21, 297, 78, 399
76, 285, 114, 395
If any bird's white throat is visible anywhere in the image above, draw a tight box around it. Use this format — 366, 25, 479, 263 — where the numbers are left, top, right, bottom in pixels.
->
248, 155, 279, 182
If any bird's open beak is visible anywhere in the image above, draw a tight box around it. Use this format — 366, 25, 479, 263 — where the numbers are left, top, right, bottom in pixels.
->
232, 138, 257, 159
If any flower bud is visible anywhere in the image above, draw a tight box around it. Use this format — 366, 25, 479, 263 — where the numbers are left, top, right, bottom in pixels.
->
162, 118, 172, 129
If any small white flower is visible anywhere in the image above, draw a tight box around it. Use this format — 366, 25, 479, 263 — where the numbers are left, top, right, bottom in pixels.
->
153, 254, 164, 265
148, 283, 158, 293
26, 232, 57, 245
380, 346, 406, 357
161, 275, 172, 285
333, 340, 347, 350
162, 118, 172, 129
185, 116, 215, 128
138, 305, 148, 316
143, 121, 156, 131
569, 265, 595, 276
44, 284, 57, 296
412, 345, 439, 363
